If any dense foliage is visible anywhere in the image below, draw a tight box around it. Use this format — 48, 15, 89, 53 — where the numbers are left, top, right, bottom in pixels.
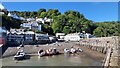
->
93, 22, 120, 37
2, 8, 120, 37
2, 14, 22, 30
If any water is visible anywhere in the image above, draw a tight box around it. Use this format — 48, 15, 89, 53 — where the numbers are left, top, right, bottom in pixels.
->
2, 54, 102, 66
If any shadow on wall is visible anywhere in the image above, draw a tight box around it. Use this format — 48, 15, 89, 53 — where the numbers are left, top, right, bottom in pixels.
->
0, 44, 8, 57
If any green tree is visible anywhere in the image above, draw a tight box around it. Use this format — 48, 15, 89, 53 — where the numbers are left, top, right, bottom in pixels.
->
38, 8, 46, 12
2, 15, 22, 30
5, 8, 120, 36
47, 9, 61, 18
39, 12, 47, 18
93, 27, 104, 37
63, 26, 70, 34
30, 11, 37, 18
52, 21, 62, 33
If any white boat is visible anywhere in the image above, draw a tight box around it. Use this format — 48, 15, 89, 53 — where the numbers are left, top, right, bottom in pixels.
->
52, 48, 60, 55
70, 48, 76, 53
77, 48, 83, 52
38, 49, 46, 57
38, 52, 46, 57
14, 50, 25, 60
38, 48, 60, 57
64, 48, 70, 53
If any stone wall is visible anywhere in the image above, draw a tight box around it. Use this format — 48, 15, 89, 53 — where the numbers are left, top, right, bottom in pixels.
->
79, 36, 119, 67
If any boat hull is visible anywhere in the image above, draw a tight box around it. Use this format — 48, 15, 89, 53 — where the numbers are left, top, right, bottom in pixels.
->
14, 55, 25, 60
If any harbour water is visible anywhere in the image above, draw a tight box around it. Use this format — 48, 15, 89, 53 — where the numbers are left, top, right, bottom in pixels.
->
2, 54, 102, 66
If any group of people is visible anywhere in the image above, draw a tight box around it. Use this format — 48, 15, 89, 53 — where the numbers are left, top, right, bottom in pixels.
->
64, 46, 83, 54
38, 48, 60, 57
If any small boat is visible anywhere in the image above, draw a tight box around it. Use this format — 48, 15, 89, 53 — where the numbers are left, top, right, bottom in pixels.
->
38, 48, 60, 57
64, 48, 70, 53
39, 52, 46, 57
38, 49, 46, 57
70, 48, 76, 53
52, 48, 60, 55
45, 49, 53, 56
77, 48, 83, 52
14, 50, 25, 60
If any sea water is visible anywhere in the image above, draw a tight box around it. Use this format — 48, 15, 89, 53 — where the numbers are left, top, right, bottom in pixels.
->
2, 54, 102, 66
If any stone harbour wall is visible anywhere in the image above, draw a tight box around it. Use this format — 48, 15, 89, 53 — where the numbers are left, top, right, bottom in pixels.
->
79, 36, 119, 68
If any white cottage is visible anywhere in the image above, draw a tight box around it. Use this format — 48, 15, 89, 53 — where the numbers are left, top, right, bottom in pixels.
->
21, 22, 42, 31
64, 33, 81, 41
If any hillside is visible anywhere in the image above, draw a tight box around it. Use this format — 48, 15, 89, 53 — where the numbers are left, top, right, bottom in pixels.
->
2, 8, 120, 37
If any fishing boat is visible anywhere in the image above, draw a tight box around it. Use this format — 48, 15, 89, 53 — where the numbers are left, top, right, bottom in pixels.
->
38, 49, 46, 57
14, 50, 25, 60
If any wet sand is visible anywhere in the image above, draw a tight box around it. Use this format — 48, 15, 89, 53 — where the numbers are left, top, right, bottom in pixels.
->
2, 42, 105, 66
1, 42, 105, 66
2, 42, 105, 62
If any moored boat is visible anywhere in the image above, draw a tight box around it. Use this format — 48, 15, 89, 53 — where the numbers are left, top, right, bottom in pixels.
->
38, 48, 60, 57
70, 47, 76, 53
64, 47, 83, 54
14, 50, 25, 60
38, 49, 46, 57
64, 48, 70, 53
52, 48, 60, 55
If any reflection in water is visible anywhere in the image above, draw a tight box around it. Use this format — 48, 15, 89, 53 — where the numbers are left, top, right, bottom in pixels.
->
2, 54, 102, 66
64, 53, 70, 58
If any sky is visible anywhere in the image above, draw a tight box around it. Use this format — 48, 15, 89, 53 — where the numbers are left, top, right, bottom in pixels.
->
2, 2, 118, 22
1, 0, 119, 2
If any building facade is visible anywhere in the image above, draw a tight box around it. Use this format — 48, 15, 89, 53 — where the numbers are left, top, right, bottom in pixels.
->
35, 33, 49, 44
7, 29, 24, 45
21, 22, 42, 31
64, 33, 81, 42
6, 29, 50, 45
7, 29, 35, 45
36, 17, 53, 25
24, 31, 35, 44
